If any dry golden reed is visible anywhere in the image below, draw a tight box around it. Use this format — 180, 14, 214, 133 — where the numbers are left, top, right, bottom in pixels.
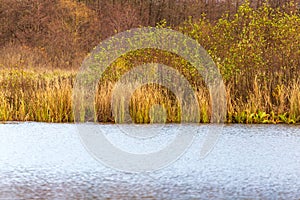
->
0, 68, 74, 122
0, 67, 299, 124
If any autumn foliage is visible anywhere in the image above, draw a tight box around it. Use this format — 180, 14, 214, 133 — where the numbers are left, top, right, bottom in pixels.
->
0, 0, 299, 123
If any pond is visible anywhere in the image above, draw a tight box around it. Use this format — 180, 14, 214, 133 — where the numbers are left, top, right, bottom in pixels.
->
0, 123, 300, 199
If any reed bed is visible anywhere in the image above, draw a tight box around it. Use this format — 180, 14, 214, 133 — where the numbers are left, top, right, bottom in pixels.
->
0, 68, 74, 122
0, 67, 299, 124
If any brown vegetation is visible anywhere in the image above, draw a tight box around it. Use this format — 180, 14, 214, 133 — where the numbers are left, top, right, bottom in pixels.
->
0, 0, 299, 123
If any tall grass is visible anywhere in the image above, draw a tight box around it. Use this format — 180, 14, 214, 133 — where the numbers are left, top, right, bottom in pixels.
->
0, 66, 299, 123
0, 68, 74, 122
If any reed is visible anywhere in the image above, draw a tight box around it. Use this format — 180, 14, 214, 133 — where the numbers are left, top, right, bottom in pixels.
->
0, 68, 74, 122
0, 67, 299, 124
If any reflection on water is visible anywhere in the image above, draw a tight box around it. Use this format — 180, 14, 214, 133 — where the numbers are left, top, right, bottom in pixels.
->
0, 123, 300, 199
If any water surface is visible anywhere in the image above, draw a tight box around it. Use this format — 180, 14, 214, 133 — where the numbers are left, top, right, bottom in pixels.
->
0, 123, 299, 199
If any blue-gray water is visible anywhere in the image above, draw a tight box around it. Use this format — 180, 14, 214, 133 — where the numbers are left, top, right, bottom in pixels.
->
0, 123, 300, 199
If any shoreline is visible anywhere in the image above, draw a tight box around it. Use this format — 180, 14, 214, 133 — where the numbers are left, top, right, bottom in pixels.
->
1, 121, 300, 125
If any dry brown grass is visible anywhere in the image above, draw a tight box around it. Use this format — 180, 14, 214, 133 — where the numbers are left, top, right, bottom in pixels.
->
0, 68, 74, 122
0, 67, 299, 123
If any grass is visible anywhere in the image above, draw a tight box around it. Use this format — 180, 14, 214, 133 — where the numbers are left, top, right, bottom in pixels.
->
0, 66, 299, 124
0, 68, 74, 122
